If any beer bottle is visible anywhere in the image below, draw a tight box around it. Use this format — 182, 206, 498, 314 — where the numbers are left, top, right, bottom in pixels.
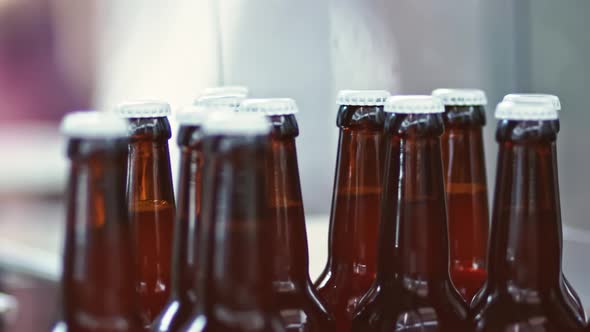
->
52, 111, 143, 332
314, 90, 389, 332
116, 101, 176, 326
180, 112, 285, 332
238, 98, 336, 332
431, 89, 490, 302
502, 94, 585, 319
469, 101, 586, 331
352, 96, 469, 332
152, 105, 232, 332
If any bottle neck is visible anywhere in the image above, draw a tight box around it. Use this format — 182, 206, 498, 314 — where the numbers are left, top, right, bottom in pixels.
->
488, 120, 562, 290
126, 117, 175, 206
171, 126, 204, 298
328, 105, 384, 273
200, 135, 273, 311
127, 138, 175, 205
378, 113, 450, 280
441, 105, 489, 267
62, 139, 138, 320
267, 134, 310, 288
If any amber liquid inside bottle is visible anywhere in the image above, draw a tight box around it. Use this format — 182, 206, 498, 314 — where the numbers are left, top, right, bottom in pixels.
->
153, 125, 204, 331
352, 113, 468, 332
470, 119, 586, 331
180, 133, 285, 332
314, 105, 384, 332
440, 105, 489, 301
126, 117, 176, 326
55, 138, 144, 332
266, 114, 335, 332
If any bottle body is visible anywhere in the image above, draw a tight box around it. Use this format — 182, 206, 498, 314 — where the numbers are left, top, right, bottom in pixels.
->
125, 117, 176, 326
315, 105, 384, 332
266, 115, 335, 332
352, 113, 468, 332
181, 132, 285, 332
153, 126, 204, 331
470, 119, 585, 331
440, 105, 489, 301
57, 138, 144, 332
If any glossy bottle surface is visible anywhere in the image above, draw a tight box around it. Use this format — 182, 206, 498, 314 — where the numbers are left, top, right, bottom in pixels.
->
440, 105, 489, 301
56, 138, 144, 332
180, 133, 285, 332
314, 105, 384, 332
267, 115, 335, 332
153, 125, 204, 331
352, 113, 469, 332
126, 117, 176, 326
470, 120, 585, 331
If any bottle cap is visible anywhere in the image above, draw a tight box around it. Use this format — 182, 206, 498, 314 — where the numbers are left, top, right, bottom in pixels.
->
198, 86, 249, 98
193, 94, 245, 109
238, 98, 298, 115
60, 111, 128, 138
337, 90, 390, 106
495, 101, 558, 120
384, 95, 444, 114
176, 105, 234, 126
203, 111, 270, 136
431, 89, 487, 106
503, 94, 561, 111
114, 100, 171, 118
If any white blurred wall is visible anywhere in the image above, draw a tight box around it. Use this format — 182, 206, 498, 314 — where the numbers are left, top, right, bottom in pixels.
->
94, 0, 518, 215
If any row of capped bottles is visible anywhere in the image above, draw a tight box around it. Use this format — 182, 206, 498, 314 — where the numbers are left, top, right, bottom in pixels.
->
50, 87, 588, 332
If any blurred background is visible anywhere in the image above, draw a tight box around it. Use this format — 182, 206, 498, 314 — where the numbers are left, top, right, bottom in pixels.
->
0, 0, 589, 330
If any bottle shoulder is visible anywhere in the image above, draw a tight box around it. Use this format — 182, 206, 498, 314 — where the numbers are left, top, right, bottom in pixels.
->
352, 291, 468, 332
352, 279, 468, 328
469, 288, 586, 330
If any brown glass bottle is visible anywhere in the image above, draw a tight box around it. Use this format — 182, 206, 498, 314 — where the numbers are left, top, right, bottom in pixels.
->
501, 94, 585, 319
435, 92, 489, 302
53, 111, 144, 332
179, 112, 285, 332
118, 102, 176, 326
352, 96, 469, 332
152, 111, 208, 331
469, 102, 586, 331
238, 98, 336, 332
315, 91, 388, 332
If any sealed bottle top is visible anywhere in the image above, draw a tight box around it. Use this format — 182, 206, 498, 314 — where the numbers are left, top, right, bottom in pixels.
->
176, 105, 233, 126
385, 95, 444, 114
495, 101, 558, 120
197, 85, 249, 98
238, 98, 299, 115
503, 93, 561, 111
337, 90, 390, 106
193, 94, 246, 109
60, 111, 128, 138
432, 88, 487, 106
203, 111, 270, 136
115, 100, 171, 118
